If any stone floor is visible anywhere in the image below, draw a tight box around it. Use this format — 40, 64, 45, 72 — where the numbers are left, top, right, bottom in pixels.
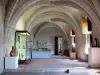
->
3, 56, 100, 75
19, 56, 88, 68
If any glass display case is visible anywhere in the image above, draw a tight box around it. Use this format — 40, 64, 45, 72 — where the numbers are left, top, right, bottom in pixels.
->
15, 31, 32, 64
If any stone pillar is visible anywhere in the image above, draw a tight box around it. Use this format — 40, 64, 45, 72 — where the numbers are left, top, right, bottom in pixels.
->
70, 36, 76, 59
77, 34, 91, 61
69, 36, 72, 54
76, 34, 87, 61
5, 28, 15, 56
0, 3, 4, 74
92, 24, 99, 47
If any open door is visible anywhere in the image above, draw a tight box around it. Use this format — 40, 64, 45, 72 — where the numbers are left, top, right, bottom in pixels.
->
54, 36, 58, 55
54, 36, 63, 55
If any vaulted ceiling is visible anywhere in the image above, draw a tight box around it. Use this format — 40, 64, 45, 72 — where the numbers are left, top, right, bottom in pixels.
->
14, 0, 83, 40
4, 0, 100, 44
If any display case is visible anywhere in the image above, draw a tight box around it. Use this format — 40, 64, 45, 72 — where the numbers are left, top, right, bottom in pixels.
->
15, 31, 32, 64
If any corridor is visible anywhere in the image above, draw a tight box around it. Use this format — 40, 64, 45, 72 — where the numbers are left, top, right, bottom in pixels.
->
1, 0, 100, 75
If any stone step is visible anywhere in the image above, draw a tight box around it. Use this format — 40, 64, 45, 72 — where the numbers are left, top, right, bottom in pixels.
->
4, 68, 89, 73
4, 68, 68, 73
2, 72, 89, 75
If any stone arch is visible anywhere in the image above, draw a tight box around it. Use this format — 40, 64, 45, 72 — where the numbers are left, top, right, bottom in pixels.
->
24, 6, 80, 27
27, 12, 84, 59
28, 11, 81, 40
4, 0, 100, 60
32, 22, 68, 39
5, 0, 100, 34
5, 0, 100, 45
29, 21, 69, 44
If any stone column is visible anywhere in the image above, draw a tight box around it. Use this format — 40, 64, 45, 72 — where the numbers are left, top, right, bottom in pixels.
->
5, 28, 15, 57
76, 34, 87, 61
92, 24, 99, 47
0, 3, 4, 74
69, 36, 72, 55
